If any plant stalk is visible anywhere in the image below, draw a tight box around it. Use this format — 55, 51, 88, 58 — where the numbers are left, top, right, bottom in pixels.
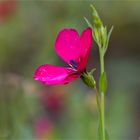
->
100, 49, 105, 140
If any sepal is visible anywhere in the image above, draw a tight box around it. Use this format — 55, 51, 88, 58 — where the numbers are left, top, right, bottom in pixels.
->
80, 71, 96, 88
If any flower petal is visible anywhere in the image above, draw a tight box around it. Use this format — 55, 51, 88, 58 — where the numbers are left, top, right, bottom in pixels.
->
33, 64, 79, 85
55, 28, 81, 64
78, 27, 92, 72
55, 28, 92, 72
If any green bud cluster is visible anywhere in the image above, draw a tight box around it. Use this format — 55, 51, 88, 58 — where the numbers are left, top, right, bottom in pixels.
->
85, 5, 113, 54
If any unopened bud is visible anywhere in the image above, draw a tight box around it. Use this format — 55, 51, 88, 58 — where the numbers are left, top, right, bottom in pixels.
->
80, 71, 96, 88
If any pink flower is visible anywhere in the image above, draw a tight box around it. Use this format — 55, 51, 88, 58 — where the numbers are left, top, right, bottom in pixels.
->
41, 90, 67, 115
35, 117, 53, 139
34, 27, 92, 85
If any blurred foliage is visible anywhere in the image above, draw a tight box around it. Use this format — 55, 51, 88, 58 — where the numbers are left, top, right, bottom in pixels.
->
0, 0, 140, 140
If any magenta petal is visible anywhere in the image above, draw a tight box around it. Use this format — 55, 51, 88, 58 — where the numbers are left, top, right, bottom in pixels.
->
78, 28, 92, 72
33, 64, 79, 85
55, 28, 81, 64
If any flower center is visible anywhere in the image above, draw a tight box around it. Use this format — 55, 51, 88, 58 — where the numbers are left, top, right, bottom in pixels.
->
69, 60, 79, 70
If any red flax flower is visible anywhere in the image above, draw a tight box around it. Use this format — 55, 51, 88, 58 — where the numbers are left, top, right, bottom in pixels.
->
34, 28, 92, 85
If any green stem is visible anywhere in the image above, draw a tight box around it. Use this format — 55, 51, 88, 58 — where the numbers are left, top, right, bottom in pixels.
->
101, 92, 105, 140
99, 49, 105, 140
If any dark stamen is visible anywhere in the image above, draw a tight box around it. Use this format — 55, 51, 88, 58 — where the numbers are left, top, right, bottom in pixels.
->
69, 60, 78, 69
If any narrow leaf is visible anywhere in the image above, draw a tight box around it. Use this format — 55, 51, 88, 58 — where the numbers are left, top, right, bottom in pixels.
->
84, 17, 99, 44
108, 26, 114, 41
89, 68, 96, 75
99, 72, 107, 93
104, 26, 113, 53
84, 17, 93, 29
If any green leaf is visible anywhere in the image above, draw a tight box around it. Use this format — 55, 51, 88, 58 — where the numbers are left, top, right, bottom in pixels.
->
84, 17, 98, 43
99, 72, 107, 93
89, 68, 96, 75
105, 26, 114, 52
108, 26, 114, 41
84, 17, 93, 29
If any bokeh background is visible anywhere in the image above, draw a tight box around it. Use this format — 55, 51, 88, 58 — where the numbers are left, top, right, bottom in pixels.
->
0, 0, 140, 140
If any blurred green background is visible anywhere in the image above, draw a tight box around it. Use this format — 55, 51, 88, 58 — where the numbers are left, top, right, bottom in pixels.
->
0, 0, 140, 140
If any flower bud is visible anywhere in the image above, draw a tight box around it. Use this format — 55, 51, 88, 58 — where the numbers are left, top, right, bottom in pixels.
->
80, 71, 96, 88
